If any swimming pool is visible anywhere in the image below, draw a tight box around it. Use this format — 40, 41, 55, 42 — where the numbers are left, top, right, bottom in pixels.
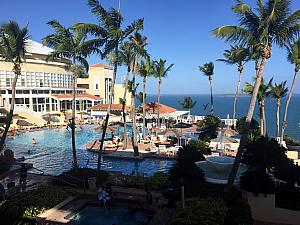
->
5, 126, 174, 176
71, 203, 152, 225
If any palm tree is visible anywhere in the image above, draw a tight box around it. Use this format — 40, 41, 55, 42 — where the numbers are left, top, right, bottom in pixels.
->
153, 59, 174, 131
199, 62, 214, 115
43, 20, 100, 170
130, 32, 148, 156
281, 40, 300, 143
217, 45, 250, 126
244, 78, 272, 137
180, 97, 197, 114
212, 0, 300, 192
75, 0, 143, 170
118, 42, 135, 148
0, 21, 30, 153
147, 101, 157, 114
270, 81, 288, 138
138, 58, 154, 139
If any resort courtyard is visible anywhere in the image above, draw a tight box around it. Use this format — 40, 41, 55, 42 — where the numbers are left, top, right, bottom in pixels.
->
1, 0, 300, 225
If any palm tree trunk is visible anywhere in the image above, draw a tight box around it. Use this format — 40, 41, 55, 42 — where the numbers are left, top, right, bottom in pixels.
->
276, 98, 280, 138
71, 71, 78, 170
233, 65, 243, 128
98, 46, 119, 171
280, 65, 299, 143
261, 98, 267, 136
209, 76, 214, 115
259, 103, 264, 136
225, 56, 267, 194
122, 67, 130, 149
132, 55, 139, 156
157, 78, 161, 131
142, 77, 147, 140
0, 64, 20, 153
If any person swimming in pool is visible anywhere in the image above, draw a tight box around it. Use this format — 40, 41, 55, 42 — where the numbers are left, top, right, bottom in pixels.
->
32, 138, 37, 144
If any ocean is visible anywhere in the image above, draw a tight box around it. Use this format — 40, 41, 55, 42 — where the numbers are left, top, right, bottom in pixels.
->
145, 94, 300, 140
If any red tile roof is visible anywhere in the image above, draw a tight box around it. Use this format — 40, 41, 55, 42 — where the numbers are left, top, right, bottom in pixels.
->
144, 102, 177, 114
51, 94, 102, 100
91, 63, 113, 70
88, 104, 129, 111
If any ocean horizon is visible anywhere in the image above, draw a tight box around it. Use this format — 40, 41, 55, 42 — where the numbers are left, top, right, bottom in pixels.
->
143, 94, 300, 140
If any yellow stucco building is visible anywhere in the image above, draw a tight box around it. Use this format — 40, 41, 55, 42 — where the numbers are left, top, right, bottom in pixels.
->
77, 63, 131, 106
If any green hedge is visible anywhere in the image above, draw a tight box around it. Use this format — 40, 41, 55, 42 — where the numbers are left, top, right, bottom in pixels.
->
171, 197, 227, 225
0, 186, 67, 225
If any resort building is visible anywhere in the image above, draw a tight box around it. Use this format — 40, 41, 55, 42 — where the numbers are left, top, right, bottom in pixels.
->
0, 40, 127, 117
77, 64, 131, 106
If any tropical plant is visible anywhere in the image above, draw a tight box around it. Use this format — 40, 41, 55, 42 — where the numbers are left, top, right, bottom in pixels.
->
236, 117, 260, 141
243, 78, 272, 136
118, 42, 135, 148
197, 115, 221, 141
138, 58, 153, 139
218, 45, 250, 126
153, 59, 174, 130
130, 32, 148, 156
180, 97, 197, 114
270, 81, 288, 137
75, 0, 143, 170
43, 20, 99, 169
199, 62, 214, 115
281, 39, 300, 143
213, 0, 300, 193
0, 21, 30, 153
146, 101, 157, 114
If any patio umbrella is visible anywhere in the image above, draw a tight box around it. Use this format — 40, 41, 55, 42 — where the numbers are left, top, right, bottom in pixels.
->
42, 114, 60, 123
13, 114, 27, 120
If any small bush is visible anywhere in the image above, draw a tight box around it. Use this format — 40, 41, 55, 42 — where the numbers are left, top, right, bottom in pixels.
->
188, 140, 211, 155
0, 186, 67, 225
275, 184, 300, 211
224, 203, 253, 225
240, 170, 275, 194
169, 145, 205, 182
0, 158, 10, 174
171, 197, 227, 225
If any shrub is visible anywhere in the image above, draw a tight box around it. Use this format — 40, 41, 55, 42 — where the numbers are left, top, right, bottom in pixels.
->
284, 134, 300, 146
275, 184, 300, 211
53, 168, 109, 188
224, 203, 253, 225
240, 170, 275, 194
0, 186, 67, 225
169, 145, 205, 182
197, 115, 221, 141
171, 197, 227, 225
116, 172, 169, 191
235, 117, 260, 141
188, 140, 211, 155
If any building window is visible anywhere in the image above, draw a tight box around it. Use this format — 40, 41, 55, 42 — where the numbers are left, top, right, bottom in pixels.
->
6, 78, 10, 86
23, 90, 30, 94
32, 90, 37, 94
16, 90, 22, 94
21, 78, 25, 86
95, 84, 99, 90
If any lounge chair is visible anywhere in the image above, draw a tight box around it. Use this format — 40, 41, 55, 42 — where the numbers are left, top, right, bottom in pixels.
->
158, 145, 167, 154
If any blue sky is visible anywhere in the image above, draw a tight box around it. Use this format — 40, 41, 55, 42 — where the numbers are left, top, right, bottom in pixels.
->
1, 0, 299, 94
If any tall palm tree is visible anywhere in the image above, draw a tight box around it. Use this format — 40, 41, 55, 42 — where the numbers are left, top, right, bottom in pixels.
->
270, 81, 288, 138
212, 0, 300, 192
281, 40, 300, 143
199, 62, 214, 115
244, 78, 272, 136
180, 97, 197, 114
43, 20, 100, 170
153, 59, 174, 131
118, 42, 135, 148
0, 21, 30, 153
75, 0, 143, 170
217, 45, 250, 126
138, 58, 154, 139
130, 32, 148, 156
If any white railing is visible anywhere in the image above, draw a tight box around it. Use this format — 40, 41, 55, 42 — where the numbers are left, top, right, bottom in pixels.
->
14, 105, 42, 117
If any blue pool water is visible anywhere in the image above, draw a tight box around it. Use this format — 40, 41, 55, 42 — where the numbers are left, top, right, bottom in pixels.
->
72, 204, 151, 225
5, 126, 174, 176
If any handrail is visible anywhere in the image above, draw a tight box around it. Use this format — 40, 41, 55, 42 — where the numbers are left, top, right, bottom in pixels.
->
29, 167, 45, 175
62, 172, 86, 192
52, 177, 78, 187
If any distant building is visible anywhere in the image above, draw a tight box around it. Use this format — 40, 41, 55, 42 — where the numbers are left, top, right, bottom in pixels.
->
0, 40, 128, 116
